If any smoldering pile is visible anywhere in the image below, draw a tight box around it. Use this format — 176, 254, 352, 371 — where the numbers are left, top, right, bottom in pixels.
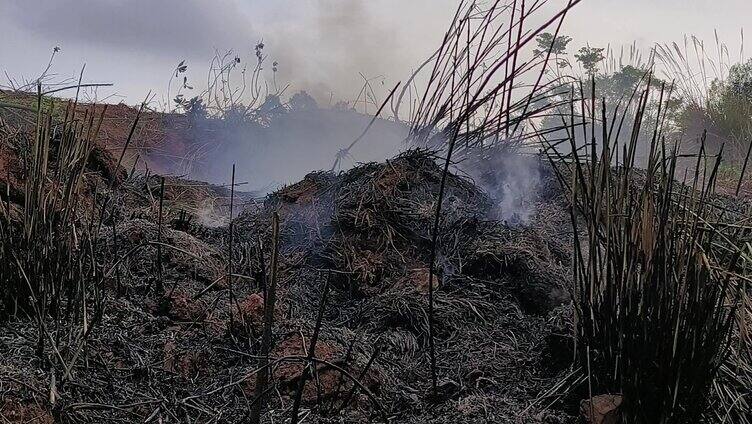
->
217, 149, 578, 422
1, 145, 579, 422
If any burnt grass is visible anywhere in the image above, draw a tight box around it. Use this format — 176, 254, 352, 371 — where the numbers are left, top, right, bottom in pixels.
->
1, 148, 580, 423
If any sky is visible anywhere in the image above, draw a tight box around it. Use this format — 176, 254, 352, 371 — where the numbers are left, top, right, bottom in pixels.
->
0, 0, 750, 106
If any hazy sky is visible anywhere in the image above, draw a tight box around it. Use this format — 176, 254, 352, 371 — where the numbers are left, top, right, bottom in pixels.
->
1, 0, 750, 106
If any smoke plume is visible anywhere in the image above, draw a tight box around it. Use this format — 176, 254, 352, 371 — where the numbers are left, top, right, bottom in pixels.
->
460, 150, 543, 226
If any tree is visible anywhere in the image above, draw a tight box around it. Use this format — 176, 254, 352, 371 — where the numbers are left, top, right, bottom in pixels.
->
596, 65, 662, 102
288, 90, 318, 111
259, 94, 283, 113
726, 58, 752, 101
533, 32, 572, 56
333, 100, 353, 112
533, 32, 572, 69
575, 46, 605, 76
701, 60, 752, 144
181, 96, 207, 124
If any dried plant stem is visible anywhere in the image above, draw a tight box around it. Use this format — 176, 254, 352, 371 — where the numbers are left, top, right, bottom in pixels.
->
324, 334, 359, 414
339, 345, 381, 411
547, 77, 748, 423
735, 139, 752, 196
290, 274, 330, 424
228, 164, 236, 327
250, 211, 280, 424
112, 95, 148, 188
331, 82, 400, 171
156, 176, 165, 293
425, 78, 469, 398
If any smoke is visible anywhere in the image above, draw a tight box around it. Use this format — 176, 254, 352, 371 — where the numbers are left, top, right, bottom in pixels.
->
2, 0, 544, 206
0, 0, 455, 105
0, 0, 435, 190
460, 150, 543, 226
183, 107, 409, 192
1, 0, 255, 59
268, 1, 405, 102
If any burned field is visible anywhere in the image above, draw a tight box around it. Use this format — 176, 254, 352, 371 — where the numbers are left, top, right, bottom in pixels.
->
1, 125, 579, 422
1, 90, 746, 422
2, 1, 752, 423
1, 95, 751, 423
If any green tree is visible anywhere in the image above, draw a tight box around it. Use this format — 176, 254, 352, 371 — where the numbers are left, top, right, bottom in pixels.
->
288, 90, 318, 111
533, 32, 572, 69
726, 58, 752, 101
533, 32, 572, 56
702, 63, 752, 143
596, 65, 667, 102
575, 46, 605, 76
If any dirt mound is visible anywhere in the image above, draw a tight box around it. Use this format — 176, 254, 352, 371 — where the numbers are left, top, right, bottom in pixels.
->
258, 150, 569, 307
326, 151, 489, 296
237, 149, 577, 421
106, 218, 224, 287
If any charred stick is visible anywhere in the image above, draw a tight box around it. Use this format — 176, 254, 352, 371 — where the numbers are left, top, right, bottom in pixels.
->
156, 176, 165, 294
290, 274, 330, 424
4, 167, 9, 225
228, 164, 236, 327
113, 95, 148, 189
327, 334, 359, 413
425, 123, 463, 397
250, 211, 280, 424
339, 344, 381, 411
331, 82, 400, 171
257, 237, 267, 298
735, 138, 752, 196
111, 218, 121, 298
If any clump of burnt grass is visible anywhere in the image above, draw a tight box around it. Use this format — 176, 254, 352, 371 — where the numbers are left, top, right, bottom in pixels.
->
0, 86, 107, 381
548, 77, 751, 423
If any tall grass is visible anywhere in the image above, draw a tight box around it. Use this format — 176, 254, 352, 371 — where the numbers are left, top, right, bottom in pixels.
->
711, 239, 751, 424
406, 0, 582, 395
656, 35, 752, 162
0, 86, 106, 376
547, 77, 750, 423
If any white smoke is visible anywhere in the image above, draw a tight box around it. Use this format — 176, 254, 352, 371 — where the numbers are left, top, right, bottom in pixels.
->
460, 150, 542, 226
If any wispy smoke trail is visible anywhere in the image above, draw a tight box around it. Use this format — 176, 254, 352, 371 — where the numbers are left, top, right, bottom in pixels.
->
460, 150, 542, 225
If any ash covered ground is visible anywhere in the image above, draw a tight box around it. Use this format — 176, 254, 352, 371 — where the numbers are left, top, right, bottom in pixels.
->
0, 110, 581, 422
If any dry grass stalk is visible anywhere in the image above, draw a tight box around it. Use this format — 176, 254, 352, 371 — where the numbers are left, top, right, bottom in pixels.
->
289, 274, 330, 424
548, 76, 750, 423
411, 0, 581, 398
0, 84, 108, 375
249, 211, 280, 424
156, 176, 165, 293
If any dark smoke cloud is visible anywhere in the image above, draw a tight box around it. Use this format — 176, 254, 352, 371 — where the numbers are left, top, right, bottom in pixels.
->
2, 0, 749, 106
0, 0, 455, 105
269, 1, 405, 101
0, 0, 441, 191
2, 0, 255, 59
